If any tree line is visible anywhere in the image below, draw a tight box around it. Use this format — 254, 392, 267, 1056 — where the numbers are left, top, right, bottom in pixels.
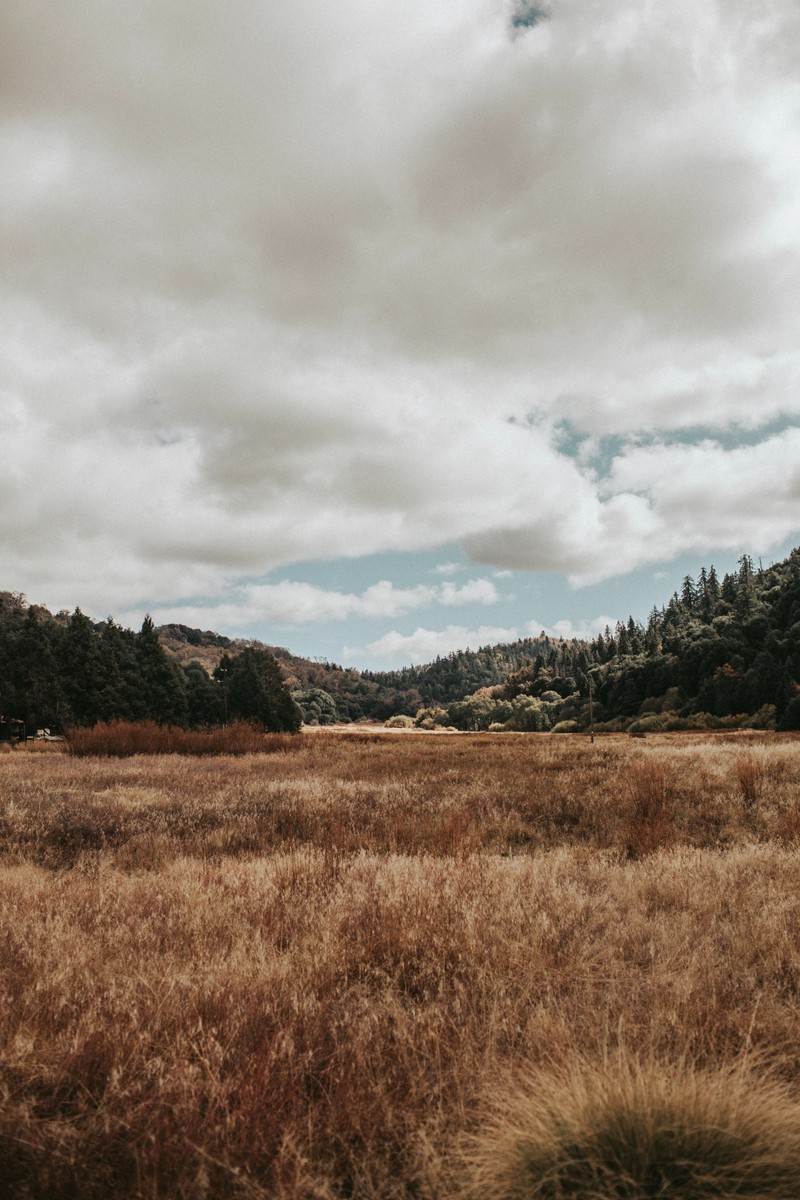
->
0, 598, 300, 734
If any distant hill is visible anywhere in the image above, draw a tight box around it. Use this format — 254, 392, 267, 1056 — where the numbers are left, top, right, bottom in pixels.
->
156, 623, 562, 723
156, 624, 235, 673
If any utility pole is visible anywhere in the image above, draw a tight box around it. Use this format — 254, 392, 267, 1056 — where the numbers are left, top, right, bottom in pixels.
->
588, 673, 595, 744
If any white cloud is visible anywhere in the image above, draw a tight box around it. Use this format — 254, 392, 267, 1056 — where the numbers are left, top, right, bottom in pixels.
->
127, 576, 501, 631
1, 0, 799, 619
466, 428, 800, 584
355, 625, 521, 665
438, 578, 500, 606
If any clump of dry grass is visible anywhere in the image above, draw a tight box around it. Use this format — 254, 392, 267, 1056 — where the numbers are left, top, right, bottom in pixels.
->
67, 719, 299, 757
461, 1055, 800, 1199
623, 759, 674, 859
736, 752, 763, 808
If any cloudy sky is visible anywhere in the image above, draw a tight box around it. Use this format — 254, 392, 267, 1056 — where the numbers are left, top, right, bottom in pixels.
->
3, 0, 799, 668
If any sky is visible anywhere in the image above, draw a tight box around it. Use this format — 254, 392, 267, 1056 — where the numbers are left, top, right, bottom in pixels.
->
2, 0, 799, 670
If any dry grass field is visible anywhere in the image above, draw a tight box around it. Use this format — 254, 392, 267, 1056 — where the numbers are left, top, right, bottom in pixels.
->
2, 731, 800, 1198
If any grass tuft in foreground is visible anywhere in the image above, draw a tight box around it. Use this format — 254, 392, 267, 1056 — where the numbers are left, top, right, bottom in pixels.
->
462, 1055, 800, 1199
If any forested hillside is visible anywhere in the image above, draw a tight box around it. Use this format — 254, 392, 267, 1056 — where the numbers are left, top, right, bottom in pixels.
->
1, 546, 799, 735
281, 549, 800, 731
414, 550, 800, 733
584, 551, 800, 733
0, 600, 300, 735
287, 549, 800, 732
280, 637, 564, 724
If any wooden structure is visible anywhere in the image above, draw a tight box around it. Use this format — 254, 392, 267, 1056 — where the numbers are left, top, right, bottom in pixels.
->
0, 716, 26, 745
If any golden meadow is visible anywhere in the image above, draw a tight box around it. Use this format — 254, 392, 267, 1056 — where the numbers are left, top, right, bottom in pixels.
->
3, 730, 800, 1198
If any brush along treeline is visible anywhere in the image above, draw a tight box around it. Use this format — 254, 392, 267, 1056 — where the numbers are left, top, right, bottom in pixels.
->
3, 733, 800, 1198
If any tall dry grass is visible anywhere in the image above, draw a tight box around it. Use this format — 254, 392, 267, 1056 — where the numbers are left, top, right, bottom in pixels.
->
67, 719, 300, 757
2, 731, 799, 867
1, 732, 800, 1197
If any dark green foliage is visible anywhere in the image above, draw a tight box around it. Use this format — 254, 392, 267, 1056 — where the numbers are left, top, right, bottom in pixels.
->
98, 619, 146, 722
292, 686, 340, 725
218, 648, 302, 733
0, 606, 64, 732
158, 622, 232, 651
0, 598, 187, 731
260, 650, 423, 723
575, 549, 800, 732
60, 609, 119, 725
184, 661, 226, 727
364, 637, 553, 710
136, 616, 188, 727
779, 695, 800, 731
0, 600, 64, 732
378, 547, 800, 732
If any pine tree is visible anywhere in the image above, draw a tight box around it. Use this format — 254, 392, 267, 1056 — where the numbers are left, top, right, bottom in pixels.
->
59, 609, 111, 726
681, 575, 696, 612
707, 564, 721, 606
184, 662, 225, 727
736, 554, 756, 618
98, 619, 145, 721
224, 648, 302, 732
645, 608, 662, 655
136, 616, 188, 726
721, 572, 737, 606
626, 616, 642, 655
10, 608, 63, 730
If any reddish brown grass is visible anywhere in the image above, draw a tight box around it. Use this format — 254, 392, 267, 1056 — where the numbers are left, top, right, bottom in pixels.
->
735, 752, 763, 808
67, 719, 300, 757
